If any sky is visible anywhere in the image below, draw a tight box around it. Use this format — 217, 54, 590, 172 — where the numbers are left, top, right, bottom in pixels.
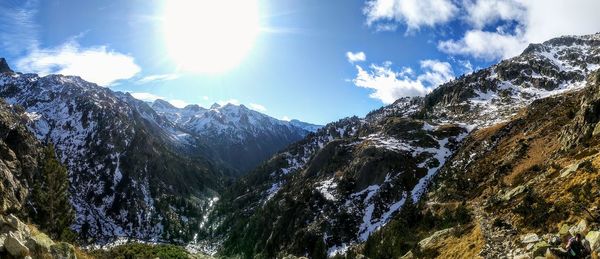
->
1, 0, 600, 125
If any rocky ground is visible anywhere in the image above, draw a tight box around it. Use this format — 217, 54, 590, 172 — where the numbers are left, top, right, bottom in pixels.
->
0, 214, 78, 259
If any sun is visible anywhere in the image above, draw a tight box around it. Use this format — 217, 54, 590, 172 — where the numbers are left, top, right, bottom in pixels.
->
163, 0, 260, 74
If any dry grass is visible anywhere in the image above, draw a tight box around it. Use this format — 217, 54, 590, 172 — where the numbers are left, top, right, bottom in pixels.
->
503, 135, 560, 186
434, 224, 485, 259
74, 247, 95, 259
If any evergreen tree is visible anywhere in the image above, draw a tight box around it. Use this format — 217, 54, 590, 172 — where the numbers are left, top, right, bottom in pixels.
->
399, 194, 420, 225
32, 144, 75, 240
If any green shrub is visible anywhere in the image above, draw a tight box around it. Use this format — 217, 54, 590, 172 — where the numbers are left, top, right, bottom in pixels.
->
90, 243, 189, 259
31, 144, 75, 240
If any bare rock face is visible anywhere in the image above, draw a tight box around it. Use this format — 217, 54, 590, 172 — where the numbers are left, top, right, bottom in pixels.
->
5, 232, 29, 257
0, 100, 42, 213
560, 71, 600, 149
0, 58, 12, 74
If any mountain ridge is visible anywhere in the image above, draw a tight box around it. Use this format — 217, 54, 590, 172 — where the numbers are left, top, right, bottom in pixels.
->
207, 32, 600, 258
150, 98, 322, 173
0, 59, 321, 245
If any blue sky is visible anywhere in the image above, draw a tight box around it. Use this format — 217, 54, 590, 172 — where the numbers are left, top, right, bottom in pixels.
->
2, 0, 600, 125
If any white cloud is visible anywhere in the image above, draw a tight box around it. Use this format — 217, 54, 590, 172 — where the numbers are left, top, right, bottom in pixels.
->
202, 96, 209, 101
346, 51, 366, 63
362, 0, 600, 60
248, 103, 267, 112
129, 92, 187, 108
463, 0, 526, 28
130, 92, 164, 102
438, 0, 600, 60
364, 0, 458, 31
16, 40, 141, 86
218, 99, 241, 106
281, 116, 291, 121
438, 29, 527, 60
0, 1, 39, 55
418, 60, 455, 87
520, 0, 600, 44
353, 60, 454, 104
169, 99, 188, 108
137, 73, 180, 84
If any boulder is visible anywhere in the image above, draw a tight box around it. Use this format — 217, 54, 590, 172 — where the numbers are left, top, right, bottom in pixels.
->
501, 185, 526, 201
400, 250, 415, 259
25, 232, 55, 255
526, 243, 535, 250
5, 231, 30, 257
592, 123, 600, 137
521, 233, 540, 244
559, 224, 570, 236
547, 235, 561, 246
513, 254, 531, 259
0, 232, 6, 252
560, 162, 581, 177
531, 241, 550, 257
418, 228, 454, 249
587, 231, 600, 250
50, 242, 77, 259
569, 219, 588, 236
5, 214, 30, 235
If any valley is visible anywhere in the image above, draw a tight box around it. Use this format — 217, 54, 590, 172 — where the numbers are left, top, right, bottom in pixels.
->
1, 31, 600, 259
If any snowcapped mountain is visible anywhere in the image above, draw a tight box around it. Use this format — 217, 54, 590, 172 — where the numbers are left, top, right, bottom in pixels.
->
0, 65, 232, 243
0, 56, 323, 244
209, 33, 600, 258
289, 119, 322, 133
151, 99, 321, 173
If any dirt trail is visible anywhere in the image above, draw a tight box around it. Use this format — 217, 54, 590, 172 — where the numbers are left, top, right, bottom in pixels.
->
473, 203, 522, 258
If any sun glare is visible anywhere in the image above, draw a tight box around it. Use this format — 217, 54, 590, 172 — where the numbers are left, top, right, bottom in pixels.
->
163, 0, 260, 74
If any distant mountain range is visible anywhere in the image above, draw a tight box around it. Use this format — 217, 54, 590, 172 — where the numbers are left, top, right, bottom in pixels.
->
0, 57, 320, 243
2, 33, 600, 258
151, 99, 321, 173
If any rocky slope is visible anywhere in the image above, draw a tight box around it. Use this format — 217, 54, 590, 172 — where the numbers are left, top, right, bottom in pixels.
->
0, 97, 42, 217
393, 70, 600, 258
151, 100, 319, 173
207, 33, 600, 258
0, 214, 79, 258
0, 84, 83, 258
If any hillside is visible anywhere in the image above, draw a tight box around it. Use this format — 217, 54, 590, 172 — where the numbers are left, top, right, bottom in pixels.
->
0, 58, 316, 245
206, 33, 600, 258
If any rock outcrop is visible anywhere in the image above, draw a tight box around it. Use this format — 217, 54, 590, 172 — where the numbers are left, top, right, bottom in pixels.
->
0, 214, 77, 258
0, 58, 12, 74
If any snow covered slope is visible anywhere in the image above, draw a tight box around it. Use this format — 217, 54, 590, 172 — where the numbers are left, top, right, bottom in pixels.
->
0, 57, 323, 244
151, 100, 321, 173
0, 69, 229, 243
211, 33, 600, 258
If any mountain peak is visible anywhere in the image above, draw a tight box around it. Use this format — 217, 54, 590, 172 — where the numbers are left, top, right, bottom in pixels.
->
0, 58, 13, 74
210, 103, 221, 109
152, 99, 176, 109
183, 104, 205, 112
